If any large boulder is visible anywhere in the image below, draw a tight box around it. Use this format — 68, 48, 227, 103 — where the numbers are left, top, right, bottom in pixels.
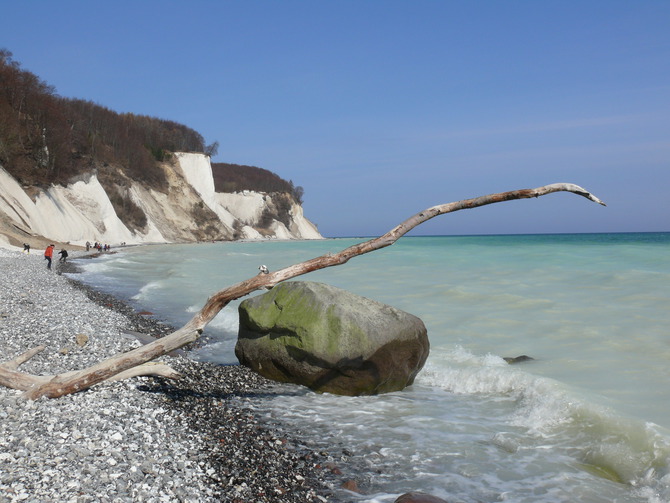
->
234, 281, 429, 396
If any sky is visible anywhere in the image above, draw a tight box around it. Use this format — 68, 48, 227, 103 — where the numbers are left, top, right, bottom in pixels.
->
1, 1, 668, 237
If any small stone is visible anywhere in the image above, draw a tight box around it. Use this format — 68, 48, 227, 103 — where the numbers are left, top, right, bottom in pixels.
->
140, 462, 155, 475
341, 479, 360, 492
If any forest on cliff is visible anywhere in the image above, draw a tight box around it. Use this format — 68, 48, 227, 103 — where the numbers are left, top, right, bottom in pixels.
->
0, 49, 303, 203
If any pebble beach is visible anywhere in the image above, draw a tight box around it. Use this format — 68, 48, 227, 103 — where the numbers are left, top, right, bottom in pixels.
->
0, 248, 350, 503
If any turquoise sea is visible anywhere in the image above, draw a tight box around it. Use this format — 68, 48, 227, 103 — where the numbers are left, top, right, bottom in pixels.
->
71, 233, 670, 502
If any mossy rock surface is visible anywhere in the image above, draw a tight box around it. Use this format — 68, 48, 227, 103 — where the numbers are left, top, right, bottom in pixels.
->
235, 281, 429, 395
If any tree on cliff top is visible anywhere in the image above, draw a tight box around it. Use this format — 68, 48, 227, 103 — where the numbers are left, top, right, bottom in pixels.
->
0, 49, 207, 189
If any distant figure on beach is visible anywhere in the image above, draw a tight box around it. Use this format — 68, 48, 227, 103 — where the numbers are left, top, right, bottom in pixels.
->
85, 241, 91, 251
23, 243, 30, 254
58, 249, 68, 262
44, 244, 55, 269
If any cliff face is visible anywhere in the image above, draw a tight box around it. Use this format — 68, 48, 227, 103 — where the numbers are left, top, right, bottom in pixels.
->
0, 153, 321, 250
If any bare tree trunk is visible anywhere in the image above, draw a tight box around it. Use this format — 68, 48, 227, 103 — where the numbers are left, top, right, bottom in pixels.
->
0, 183, 605, 400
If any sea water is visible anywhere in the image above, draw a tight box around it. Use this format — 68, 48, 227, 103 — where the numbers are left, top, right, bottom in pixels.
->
71, 234, 670, 502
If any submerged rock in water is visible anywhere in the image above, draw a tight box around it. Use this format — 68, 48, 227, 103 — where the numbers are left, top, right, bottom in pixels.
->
503, 355, 534, 364
235, 281, 429, 396
394, 491, 450, 503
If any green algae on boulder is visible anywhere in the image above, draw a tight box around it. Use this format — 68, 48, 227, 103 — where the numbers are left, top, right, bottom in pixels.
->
235, 281, 429, 395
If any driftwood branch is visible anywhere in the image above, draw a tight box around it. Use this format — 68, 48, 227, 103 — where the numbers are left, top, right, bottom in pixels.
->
107, 363, 182, 382
0, 345, 180, 392
4, 345, 46, 371
0, 183, 605, 399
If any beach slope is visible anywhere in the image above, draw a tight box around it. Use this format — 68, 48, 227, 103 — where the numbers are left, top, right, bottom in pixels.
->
0, 249, 340, 502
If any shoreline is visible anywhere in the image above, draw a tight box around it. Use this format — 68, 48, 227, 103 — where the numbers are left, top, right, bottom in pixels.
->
0, 249, 352, 502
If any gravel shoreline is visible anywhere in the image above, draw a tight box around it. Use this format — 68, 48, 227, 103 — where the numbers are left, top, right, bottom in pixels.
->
0, 249, 352, 502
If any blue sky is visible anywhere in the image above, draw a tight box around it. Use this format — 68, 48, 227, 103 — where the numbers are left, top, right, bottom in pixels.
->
2, 1, 668, 237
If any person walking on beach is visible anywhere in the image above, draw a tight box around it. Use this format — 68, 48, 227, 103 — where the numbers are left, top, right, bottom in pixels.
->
44, 244, 55, 269
23, 243, 30, 254
58, 249, 68, 262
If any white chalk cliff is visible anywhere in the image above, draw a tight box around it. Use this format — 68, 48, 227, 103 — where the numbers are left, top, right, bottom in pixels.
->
0, 153, 321, 250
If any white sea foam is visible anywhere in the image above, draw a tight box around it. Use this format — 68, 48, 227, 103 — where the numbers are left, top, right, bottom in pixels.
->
208, 308, 239, 333
76, 259, 113, 274
131, 280, 164, 301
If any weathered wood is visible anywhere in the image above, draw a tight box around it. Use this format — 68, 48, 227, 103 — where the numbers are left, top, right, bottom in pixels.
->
2, 345, 45, 371
0, 183, 605, 399
0, 345, 179, 392
20, 330, 196, 399
106, 363, 182, 382
0, 366, 50, 391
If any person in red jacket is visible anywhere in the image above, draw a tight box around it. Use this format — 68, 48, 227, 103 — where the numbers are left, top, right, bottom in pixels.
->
44, 244, 55, 269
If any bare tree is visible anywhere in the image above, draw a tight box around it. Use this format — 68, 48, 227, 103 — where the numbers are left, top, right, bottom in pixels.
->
0, 183, 605, 400
204, 141, 219, 158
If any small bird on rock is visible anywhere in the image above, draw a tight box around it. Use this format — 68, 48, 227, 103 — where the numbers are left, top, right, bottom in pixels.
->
258, 265, 269, 274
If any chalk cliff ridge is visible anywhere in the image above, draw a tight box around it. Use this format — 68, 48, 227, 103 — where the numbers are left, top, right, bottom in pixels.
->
0, 153, 322, 249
